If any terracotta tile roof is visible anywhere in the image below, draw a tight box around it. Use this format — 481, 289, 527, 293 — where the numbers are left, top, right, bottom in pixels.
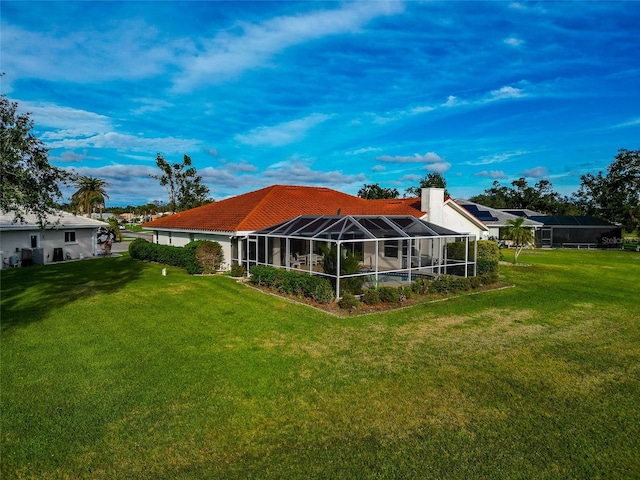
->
143, 185, 425, 233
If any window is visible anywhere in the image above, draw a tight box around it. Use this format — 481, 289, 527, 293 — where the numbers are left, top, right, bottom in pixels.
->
383, 239, 398, 258
30, 235, 38, 248
64, 231, 76, 243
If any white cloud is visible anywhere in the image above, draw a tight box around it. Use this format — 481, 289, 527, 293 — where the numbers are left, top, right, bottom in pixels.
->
400, 174, 422, 182
47, 132, 199, 153
173, 1, 403, 89
52, 151, 88, 163
610, 117, 640, 129
263, 161, 365, 186
378, 152, 444, 164
474, 170, 507, 179
372, 165, 386, 172
67, 164, 157, 179
19, 102, 112, 139
484, 85, 525, 102
235, 113, 332, 147
465, 150, 530, 166
504, 37, 524, 47
410, 105, 436, 115
442, 96, 460, 108
425, 162, 452, 174
522, 166, 549, 178
2, 22, 180, 84
199, 167, 247, 188
346, 146, 382, 156
130, 98, 175, 116
223, 161, 260, 173
203, 147, 219, 158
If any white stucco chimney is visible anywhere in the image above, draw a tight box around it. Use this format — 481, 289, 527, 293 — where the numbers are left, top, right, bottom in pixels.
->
421, 188, 445, 226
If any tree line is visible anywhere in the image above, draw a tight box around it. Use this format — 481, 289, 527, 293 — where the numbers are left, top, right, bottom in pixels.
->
357, 154, 639, 232
2, 94, 638, 231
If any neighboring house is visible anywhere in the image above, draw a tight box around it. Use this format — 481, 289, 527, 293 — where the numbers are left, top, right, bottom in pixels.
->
90, 213, 115, 221
456, 199, 544, 241
0, 211, 109, 268
502, 211, 622, 248
143, 185, 488, 272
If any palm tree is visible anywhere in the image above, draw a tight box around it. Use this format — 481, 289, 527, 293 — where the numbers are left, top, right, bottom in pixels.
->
71, 176, 109, 217
503, 216, 535, 264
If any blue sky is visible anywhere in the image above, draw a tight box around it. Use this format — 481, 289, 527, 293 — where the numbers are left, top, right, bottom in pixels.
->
3, 1, 639, 206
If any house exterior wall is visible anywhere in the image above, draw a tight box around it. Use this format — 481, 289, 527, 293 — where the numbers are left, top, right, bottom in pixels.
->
42, 228, 97, 262
487, 226, 501, 240
361, 241, 403, 271
441, 204, 486, 239
0, 228, 98, 266
154, 230, 233, 270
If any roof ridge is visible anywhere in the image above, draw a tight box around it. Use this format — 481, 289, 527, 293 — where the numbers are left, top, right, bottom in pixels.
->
235, 185, 279, 230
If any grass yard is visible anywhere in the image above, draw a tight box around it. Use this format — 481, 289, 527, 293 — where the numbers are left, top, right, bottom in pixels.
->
2, 249, 640, 479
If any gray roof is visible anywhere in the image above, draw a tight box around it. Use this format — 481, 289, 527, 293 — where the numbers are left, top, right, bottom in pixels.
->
501, 208, 546, 217
455, 199, 544, 227
0, 210, 110, 231
254, 215, 463, 241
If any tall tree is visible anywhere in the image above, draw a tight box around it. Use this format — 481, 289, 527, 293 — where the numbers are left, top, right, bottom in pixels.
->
573, 148, 640, 231
405, 172, 449, 197
71, 175, 109, 217
357, 183, 399, 200
503, 216, 535, 264
151, 154, 210, 213
470, 178, 572, 215
1, 94, 73, 226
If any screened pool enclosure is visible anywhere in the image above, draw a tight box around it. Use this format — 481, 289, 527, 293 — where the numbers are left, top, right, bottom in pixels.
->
234, 215, 478, 298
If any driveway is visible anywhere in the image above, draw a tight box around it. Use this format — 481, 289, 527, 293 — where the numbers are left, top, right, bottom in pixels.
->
111, 230, 153, 253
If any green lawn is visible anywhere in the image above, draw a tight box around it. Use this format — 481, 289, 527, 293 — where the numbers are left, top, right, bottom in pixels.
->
2, 249, 640, 479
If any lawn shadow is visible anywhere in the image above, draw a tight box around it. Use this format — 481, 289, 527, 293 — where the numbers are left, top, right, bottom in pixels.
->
1, 255, 145, 334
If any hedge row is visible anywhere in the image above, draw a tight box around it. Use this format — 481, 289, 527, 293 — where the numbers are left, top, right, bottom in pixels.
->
128, 238, 225, 275
447, 239, 500, 262
411, 272, 499, 295
249, 265, 334, 304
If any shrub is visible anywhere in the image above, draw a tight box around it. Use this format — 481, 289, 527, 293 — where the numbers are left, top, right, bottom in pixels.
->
230, 262, 246, 277
449, 277, 471, 292
274, 270, 307, 296
469, 276, 482, 289
480, 272, 500, 285
320, 244, 364, 294
477, 240, 500, 262
430, 275, 451, 294
192, 240, 223, 274
446, 241, 467, 260
128, 238, 203, 274
477, 259, 499, 275
249, 265, 279, 286
411, 277, 429, 295
311, 279, 334, 304
397, 285, 412, 300
338, 293, 359, 310
378, 286, 400, 303
248, 265, 334, 304
362, 288, 381, 305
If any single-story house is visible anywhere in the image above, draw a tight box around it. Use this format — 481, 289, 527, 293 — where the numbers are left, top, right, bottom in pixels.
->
0, 211, 109, 268
143, 185, 488, 277
456, 199, 544, 241
501, 212, 623, 248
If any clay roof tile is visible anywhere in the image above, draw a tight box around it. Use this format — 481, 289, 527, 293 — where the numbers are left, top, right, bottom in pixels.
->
143, 185, 425, 232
